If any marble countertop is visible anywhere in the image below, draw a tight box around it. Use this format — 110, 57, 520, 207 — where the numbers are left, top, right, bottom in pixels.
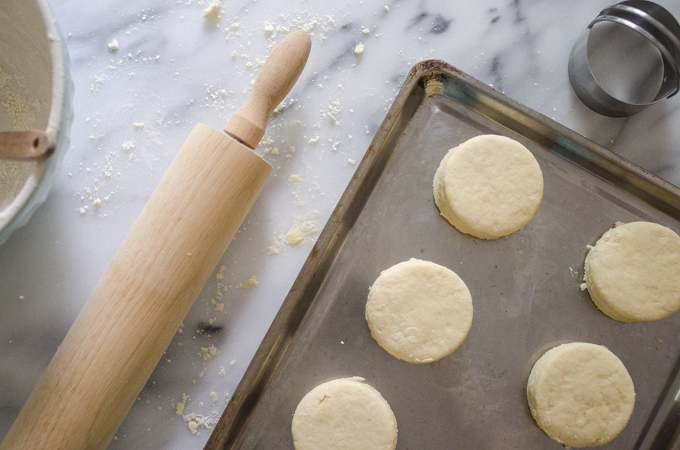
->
2, 0, 680, 448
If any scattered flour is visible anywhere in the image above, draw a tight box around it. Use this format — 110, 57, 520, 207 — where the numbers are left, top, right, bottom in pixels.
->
182, 411, 217, 435
269, 211, 322, 253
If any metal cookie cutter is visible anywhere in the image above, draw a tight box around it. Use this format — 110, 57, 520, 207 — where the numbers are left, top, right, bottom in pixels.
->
568, 0, 680, 117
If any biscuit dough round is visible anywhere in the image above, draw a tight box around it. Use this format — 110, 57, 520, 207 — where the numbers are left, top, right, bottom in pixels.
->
584, 221, 680, 322
527, 343, 635, 448
433, 134, 544, 239
365, 258, 473, 364
291, 378, 397, 450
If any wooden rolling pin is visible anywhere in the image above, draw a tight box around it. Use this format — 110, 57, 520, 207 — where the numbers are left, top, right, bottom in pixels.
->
0, 30, 311, 450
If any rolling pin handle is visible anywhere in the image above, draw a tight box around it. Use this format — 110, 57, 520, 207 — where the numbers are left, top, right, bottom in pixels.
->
224, 30, 311, 149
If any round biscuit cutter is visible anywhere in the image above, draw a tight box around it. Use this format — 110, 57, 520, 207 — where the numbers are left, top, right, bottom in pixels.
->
568, 0, 680, 117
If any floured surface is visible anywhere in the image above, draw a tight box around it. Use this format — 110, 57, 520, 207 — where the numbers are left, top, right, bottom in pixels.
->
365, 258, 473, 364
292, 378, 397, 450
584, 221, 680, 322
527, 343, 635, 448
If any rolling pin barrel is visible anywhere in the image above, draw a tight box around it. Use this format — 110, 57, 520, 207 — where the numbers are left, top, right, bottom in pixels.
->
0, 30, 311, 450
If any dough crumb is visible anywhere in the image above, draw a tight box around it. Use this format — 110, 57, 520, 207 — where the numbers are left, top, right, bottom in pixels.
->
354, 43, 365, 55
134, 122, 144, 128
175, 393, 189, 415
210, 392, 219, 403
580, 282, 588, 291
244, 276, 258, 288
201, 345, 219, 360
271, 212, 322, 252
348, 159, 356, 165
202, 0, 221, 19
264, 21, 275, 33
385, 5, 390, 11
108, 39, 119, 51
182, 412, 215, 435
273, 100, 286, 113
289, 174, 303, 183
287, 226, 304, 245
215, 266, 226, 280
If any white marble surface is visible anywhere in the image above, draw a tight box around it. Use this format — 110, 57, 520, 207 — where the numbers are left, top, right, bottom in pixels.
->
2, 0, 680, 448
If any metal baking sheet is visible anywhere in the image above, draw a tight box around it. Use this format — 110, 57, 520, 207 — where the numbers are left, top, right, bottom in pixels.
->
205, 61, 680, 449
